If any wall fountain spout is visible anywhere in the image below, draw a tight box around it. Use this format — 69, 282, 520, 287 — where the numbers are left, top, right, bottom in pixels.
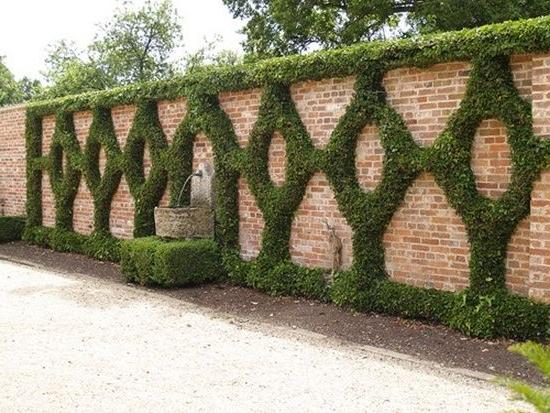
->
176, 170, 203, 207
154, 162, 215, 239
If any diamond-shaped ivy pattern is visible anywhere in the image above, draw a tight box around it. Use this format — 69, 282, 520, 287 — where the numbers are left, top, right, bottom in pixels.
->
430, 55, 541, 292
48, 112, 82, 231
241, 83, 316, 262
324, 70, 421, 283
83, 107, 124, 233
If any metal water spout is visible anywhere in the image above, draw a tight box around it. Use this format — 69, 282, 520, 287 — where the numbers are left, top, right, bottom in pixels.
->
176, 169, 203, 207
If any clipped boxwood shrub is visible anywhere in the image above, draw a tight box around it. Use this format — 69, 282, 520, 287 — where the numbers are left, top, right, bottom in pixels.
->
153, 238, 222, 287
258, 260, 329, 300
120, 237, 162, 285
331, 270, 454, 322
0, 216, 26, 243
121, 237, 222, 287
224, 253, 329, 301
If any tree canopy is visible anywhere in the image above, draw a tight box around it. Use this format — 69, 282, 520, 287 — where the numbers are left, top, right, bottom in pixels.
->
222, 0, 550, 58
0, 57, 40, 106
0, 57, 22, 106
39, 0, 183, 99
89, 0, 182, 84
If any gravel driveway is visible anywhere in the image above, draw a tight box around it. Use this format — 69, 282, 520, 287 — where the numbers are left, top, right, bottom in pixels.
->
0, 260, 532, 412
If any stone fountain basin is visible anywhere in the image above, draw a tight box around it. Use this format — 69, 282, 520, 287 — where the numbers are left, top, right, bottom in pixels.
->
154, 206, 214, 239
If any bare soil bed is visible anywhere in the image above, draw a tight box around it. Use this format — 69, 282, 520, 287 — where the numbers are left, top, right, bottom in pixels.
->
0, 241, 543, 385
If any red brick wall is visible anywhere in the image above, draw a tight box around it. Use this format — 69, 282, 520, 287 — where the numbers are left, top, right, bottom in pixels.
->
382, 62, 471, 291
41, 115, 56, 228
3, 53, 550, 301
109, 105, 136, 238
73, 111, 94, 235
383, 62, 470, 146
383, 172, 471, 291
529, 54, 550, 301
530, 171, 550, 302
157, 98, 187, 208
289, 77, 356, 269
0, 104, 26, 216
219, 89, 263, 260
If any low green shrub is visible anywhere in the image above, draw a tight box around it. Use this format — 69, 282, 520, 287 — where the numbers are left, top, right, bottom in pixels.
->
153, 239, 223, 287
120, 237, 222, 287
48, 228, 86, 253
223, 251, 251, 285
224, 253, 329, 301
0, 216, 26, 243
23, 225, 121, 262
83, 230, 121, 262
22, 225, 50, 247
448, 289, 550, 340
23, 226, 85, 253
505, 342, 550, 412
331, 270, 453, 322
120, 237, 161, 285
257, 260, 328, 300
331, 269, 549, 340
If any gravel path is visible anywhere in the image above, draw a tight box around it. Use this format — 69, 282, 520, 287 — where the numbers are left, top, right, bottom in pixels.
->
0, 260, 532, 412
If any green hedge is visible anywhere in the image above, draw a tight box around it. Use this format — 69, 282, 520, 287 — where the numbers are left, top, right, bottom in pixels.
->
120, 237, 222, 287
0, 216, 26, 243
223, 252, 329, 301
23, 226, 121, 262
23, 16, 550, 340
331, 270, 549, 340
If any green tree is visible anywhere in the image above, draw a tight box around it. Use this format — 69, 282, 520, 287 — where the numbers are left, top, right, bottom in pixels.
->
40, 41, 114, 99
410, 0, 550, 34
90, 0, 182, 84
41, 0, 183, 98
183, 35, 242, 73
222, 0, 550, 58
18, 77, 43, 101
0, 57, 23, 106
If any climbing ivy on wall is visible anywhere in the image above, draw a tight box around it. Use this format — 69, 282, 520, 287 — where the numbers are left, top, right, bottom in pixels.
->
24, 16, 550, 340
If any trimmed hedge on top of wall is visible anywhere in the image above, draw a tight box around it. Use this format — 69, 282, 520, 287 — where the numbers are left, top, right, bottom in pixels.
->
23, 16, 550, 340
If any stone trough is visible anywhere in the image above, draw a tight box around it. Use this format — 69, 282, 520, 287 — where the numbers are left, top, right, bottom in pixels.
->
154, 162, 215, 239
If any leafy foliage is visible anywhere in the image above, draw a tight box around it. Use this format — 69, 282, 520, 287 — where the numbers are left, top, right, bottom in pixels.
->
23, 226, 120, 262
0, 57, 38, 106
40, 41, 116, 99
24, 17, 550, 340
120, 237, 222, 287
411, 0, 550, 34
0, 57, 22, 106
184, 35, 243, 73
39, 1, 183, 99
506, 342, 550, 412
0, 217, 26, 243
90, 0, 182, 84
222, 0, 550, 58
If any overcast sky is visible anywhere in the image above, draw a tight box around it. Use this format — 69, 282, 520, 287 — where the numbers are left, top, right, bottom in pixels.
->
0, 0, 245, 80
